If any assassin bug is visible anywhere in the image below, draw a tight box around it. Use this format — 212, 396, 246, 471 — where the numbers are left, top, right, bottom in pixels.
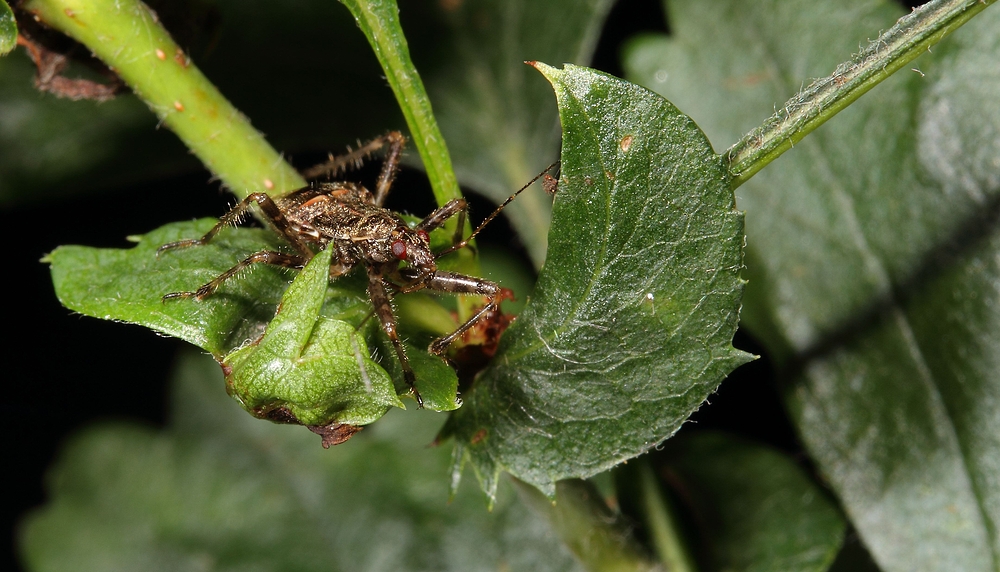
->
158, 131, 556, 406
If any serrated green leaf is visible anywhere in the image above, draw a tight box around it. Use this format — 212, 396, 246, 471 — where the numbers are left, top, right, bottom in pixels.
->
637, 432, 846, 572
20, 352, 585, 572
624, 1, 1000, 570
445, 63, 752, 499
0, 0, 16, 56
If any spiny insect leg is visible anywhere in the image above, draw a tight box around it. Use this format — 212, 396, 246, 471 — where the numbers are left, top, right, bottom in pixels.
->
157, 194, 259, 256
372, 131, 406, 207
367, 266, 423, 407
301, 130, 404, 183
300, 131, 406, 208
163, 251, 306, 301
157, 193, 312, 258
397, 269, 505, 356
417, 198, 468, 249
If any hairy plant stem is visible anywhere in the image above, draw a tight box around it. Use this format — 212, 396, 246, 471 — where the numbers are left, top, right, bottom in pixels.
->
726, 0, 997, 187
337, 0, 461, 209
337, 0, 478, 310
22, 0, 306, 198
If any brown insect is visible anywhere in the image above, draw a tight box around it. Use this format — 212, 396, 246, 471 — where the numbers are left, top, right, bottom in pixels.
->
158, 131, 554, 406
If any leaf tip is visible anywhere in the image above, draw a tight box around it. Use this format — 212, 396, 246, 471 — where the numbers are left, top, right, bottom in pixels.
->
448, 441, 467, 500
737, 349, 759, 365
526, 60, 560, 82
535, 480, 557, 501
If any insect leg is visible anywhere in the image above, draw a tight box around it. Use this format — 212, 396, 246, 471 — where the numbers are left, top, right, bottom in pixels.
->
157, 193, 313, 257
367, 266, 423, 407
301, 130, 405, 184
416, 198, 468, 249
372, 131, 406, 207
398, 269, 508, 356
163, 251, 305, 301
157, 194, 260, 256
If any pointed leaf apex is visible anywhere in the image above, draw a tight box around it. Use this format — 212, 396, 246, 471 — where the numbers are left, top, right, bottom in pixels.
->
527, 60, 559, 79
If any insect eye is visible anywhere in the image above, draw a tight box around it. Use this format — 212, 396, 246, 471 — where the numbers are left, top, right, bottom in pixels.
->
417, 230, 429, 243
391, 240, 407, 259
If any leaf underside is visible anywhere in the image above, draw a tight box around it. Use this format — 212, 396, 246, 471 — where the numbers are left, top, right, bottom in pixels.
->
445, 63, 751, 499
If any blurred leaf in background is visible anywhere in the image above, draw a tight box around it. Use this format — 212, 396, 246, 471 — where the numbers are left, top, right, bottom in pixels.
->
617, 432, 846, 572
625, 1, 1000, 570
20, 352, 585, 572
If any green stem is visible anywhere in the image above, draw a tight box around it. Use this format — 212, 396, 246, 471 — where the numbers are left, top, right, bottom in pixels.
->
337, 0, 461, 209
726, 0, 996, 187
636, 460, 697, 572
515, 478, 659, 572
22, 0, 306, 198
337, 0, 476, 317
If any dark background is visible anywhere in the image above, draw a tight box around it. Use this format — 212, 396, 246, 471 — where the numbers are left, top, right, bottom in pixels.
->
4, 0, 922, 569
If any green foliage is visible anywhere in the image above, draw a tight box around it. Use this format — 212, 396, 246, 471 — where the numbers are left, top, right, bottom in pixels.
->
13, 0, 1000, 570
49, 220, 293, 356
628, 433, 846, 572
221, 247, 405, 427
20, 353, 585, 572
0, 1, 15, 56
625, 1, 1000, 571
444, 63, 751, 499
48, 219, 457, 419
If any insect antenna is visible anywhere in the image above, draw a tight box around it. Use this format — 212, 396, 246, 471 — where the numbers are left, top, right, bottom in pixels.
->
436, 161, 559, 259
